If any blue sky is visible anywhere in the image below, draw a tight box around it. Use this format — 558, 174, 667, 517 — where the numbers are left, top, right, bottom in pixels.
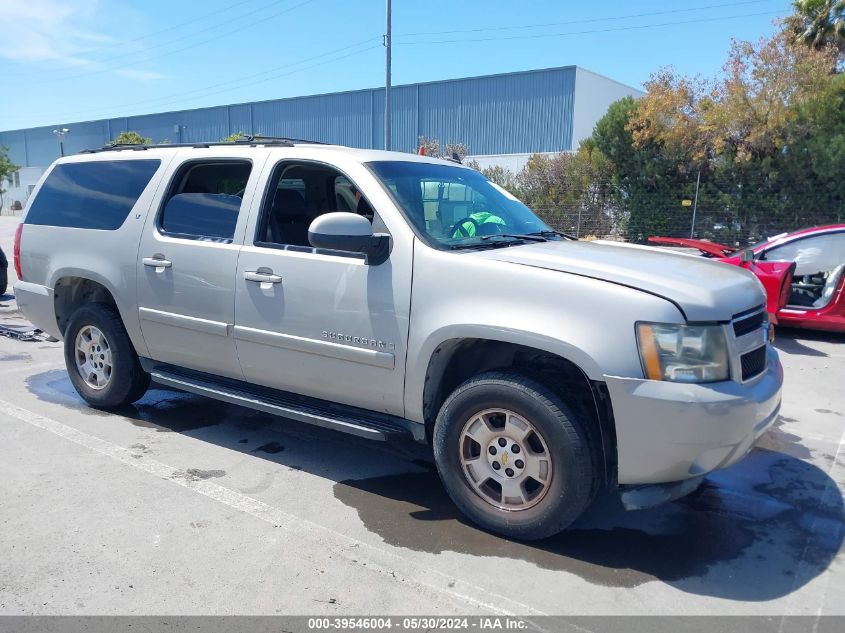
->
0, 0, 789, 131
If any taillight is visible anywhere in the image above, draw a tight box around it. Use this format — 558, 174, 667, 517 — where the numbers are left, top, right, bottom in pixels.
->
13, 223, 23, 280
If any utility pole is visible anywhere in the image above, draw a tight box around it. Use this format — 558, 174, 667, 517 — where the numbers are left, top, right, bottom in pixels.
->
384, 0, 392, 151
690, 170, 701, 238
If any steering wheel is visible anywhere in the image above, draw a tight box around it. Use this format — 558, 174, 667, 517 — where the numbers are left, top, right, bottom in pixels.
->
449, 216, 479, 238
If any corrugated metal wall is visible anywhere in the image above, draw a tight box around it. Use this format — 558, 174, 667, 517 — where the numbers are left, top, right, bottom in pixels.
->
1, 66, 592, 168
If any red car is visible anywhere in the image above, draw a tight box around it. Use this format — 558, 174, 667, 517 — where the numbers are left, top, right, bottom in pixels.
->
649, 224, 845, 332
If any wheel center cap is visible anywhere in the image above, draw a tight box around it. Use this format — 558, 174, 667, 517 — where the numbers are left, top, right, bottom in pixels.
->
486, 436, 524, 477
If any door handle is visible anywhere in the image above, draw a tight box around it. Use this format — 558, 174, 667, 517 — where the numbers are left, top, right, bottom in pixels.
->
143, 256, 172, 268
244, 270, 282, 284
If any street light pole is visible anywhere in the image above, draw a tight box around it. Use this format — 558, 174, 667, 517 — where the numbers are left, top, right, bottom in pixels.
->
52, 128, 70, 157
384, 0, 392, 151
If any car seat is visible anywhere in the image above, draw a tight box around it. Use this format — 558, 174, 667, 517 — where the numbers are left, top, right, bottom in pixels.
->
813, 263, 845, 309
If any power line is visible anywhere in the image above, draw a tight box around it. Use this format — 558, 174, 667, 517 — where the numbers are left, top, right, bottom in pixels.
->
34, 0, 318, 83
398, 0, 778, 36
396, 10, 787, 45
73, 0, 260, 57
7, 39, 382, 127
4, 0, 274, 79
77, 0, 295, 66
133, 44, 383, 116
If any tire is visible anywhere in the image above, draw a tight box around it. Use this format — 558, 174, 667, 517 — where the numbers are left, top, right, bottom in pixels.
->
433, 371, 595, 540
63, 302, 150, 408
0, 266, 7, 297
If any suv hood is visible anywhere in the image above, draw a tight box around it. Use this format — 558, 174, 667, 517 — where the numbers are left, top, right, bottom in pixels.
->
473, 240, 764, 321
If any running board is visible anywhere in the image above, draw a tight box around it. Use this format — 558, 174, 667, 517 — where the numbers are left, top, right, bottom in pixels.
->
140, 360, 423, 442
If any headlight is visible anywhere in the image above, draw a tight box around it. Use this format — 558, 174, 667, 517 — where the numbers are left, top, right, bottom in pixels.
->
636, 322, 729, 383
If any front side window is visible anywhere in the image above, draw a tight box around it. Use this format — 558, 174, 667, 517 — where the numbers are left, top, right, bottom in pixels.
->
368, 161, 550, 249
256, 162, 377, 249
159, 161, 252, 243
26, 159, 161, 230
762, 232, 845, 276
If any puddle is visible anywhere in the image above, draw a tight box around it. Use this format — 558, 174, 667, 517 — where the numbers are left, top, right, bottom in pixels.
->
26, 369, 248, 432
174, 468, 226, 481
333, 448, 844, 599
254, 441, 285, 454
0, 351, 31, 362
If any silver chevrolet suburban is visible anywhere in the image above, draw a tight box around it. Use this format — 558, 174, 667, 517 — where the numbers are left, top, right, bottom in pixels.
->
13, 139, 783, 539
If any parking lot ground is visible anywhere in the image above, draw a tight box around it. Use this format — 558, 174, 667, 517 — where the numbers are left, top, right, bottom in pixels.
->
1, 217, 843, 616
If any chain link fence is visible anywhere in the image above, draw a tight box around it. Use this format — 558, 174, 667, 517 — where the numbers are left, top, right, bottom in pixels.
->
538, 204, 844, 246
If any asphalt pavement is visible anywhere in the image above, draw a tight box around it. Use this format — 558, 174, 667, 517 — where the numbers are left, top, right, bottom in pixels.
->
1, 215, 843, 616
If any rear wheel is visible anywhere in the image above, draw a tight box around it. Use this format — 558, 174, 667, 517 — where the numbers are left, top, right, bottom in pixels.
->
64, 303, 150, 407
433, 371, 595, 540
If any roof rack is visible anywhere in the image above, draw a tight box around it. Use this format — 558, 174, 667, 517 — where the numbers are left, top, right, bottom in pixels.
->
79, 135, 326, 154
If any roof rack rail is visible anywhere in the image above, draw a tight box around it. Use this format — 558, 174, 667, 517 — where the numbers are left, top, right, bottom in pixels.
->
233, 134, 326, 145
78, 136, 326, 155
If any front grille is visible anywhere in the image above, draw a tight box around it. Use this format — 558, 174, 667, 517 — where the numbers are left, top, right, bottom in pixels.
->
733, 310, 765, 337
741, 346, 767, 381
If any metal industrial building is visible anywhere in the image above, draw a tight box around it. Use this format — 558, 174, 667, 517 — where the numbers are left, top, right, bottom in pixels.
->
1, 65, 640, 211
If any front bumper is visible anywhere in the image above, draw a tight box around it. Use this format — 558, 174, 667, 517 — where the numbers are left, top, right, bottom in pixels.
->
605, 346, 783, 485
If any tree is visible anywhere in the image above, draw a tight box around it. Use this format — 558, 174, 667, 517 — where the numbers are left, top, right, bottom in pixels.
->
605, 32, 840, 240
786, 0, 845, 53
113, 131, 152, 145
221, 132, 248, 142
1, 145, 19, 211
593, 96, 692, 239
417, 136, 469, 160
1, 146, 18, 191
781, 70, 845, 222
706, 32, 836, 162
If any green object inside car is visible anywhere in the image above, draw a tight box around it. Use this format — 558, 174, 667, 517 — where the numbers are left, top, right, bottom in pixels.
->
452, 211, 506, 238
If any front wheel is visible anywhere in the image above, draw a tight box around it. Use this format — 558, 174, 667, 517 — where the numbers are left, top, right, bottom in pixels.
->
433, 371, 595, 540
64, 302, 150, 408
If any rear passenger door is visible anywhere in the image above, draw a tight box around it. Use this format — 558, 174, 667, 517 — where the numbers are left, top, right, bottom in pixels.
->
136, 153, 266, 378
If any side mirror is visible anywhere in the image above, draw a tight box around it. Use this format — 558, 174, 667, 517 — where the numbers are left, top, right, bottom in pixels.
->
740, 248, 754, 264
308, 212, 390, 264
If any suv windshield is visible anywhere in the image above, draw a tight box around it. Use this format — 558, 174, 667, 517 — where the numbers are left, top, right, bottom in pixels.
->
368, 161, 553, 249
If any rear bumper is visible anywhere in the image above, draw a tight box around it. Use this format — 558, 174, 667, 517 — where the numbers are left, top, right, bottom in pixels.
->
605, 346, 783, 485
13, 281, 61, 339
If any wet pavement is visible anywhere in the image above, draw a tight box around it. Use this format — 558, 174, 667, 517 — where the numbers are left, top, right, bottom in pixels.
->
2, 333, 841, 614
1, 216, 843, 616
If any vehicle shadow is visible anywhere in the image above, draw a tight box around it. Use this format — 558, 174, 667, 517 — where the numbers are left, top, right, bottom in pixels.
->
774, 327, 845, 357
27, 369, 845, 602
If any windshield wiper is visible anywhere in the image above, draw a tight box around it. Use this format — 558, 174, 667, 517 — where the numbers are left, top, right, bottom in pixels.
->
529, 229, 578, 241
479, 233, 548, 242
448, 236, 528, 250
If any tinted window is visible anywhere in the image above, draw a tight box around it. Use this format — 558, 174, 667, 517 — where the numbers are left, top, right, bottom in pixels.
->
26, 160, 160, 230
159, 161, 251, 242
160, 194, 242, 242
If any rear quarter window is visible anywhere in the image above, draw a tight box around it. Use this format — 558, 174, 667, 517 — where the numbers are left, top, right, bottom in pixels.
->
25, 159, 161, 230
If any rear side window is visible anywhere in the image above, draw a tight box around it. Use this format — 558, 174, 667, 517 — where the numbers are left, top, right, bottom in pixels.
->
26, 160, 160, 230
159, 161, 251, 243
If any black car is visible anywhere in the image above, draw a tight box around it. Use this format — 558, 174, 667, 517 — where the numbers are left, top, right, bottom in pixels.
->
0, 245, 7, 296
